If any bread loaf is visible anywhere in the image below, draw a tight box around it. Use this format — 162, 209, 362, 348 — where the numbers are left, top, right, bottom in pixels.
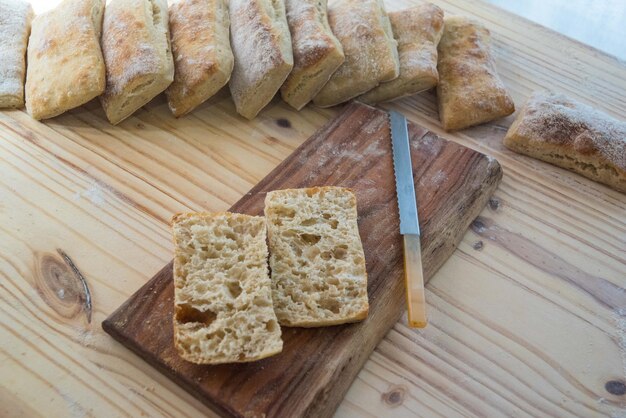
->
313, 0, 399, 108
436, 16, 514, 131
172, 212, 283, 364
0, 0, 33, 109
265, 187, 369, 327
166, 0, 234, 117
229, 0, 293, 120
504, 91, 626, 193
100, 0, 174, 125
25, 0, 105, 120
359, 4, 444, 104
280, 0, 344, 110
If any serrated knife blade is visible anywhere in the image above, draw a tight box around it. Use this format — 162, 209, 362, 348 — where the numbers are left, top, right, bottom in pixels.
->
389, 110, 427, 328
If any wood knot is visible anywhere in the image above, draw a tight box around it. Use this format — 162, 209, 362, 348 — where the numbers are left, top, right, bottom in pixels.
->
276, 118, 291, 129
472, 240, 484, 251
471, 217, 487, 233
605, 380, 626, 396
488, 198, 500, 211
381, 384, 407, 408
34, 250, 92, 323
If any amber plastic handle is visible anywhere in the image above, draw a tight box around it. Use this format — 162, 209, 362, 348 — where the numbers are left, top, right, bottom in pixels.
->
403, 234, 427, 328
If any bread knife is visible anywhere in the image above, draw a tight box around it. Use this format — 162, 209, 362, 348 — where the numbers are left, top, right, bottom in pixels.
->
388, 110, 427, 328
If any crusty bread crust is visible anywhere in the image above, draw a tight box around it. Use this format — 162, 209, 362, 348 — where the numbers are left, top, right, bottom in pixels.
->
25, 0, 105, 120
436, 16, 514, 131
504, 91, 626, 193
100, 0, 174, 125
228, 0, 293, 120
265, 187, 369, 327
0, 0, 33, 109
313, 0, 399, 108
359, 4, 444, 104
165, 0, 234, 117
280, 0, 344, 110
172, 212, 283, 364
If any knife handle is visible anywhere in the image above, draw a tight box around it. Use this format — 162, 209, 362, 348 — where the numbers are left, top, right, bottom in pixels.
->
403, 234, 428, 328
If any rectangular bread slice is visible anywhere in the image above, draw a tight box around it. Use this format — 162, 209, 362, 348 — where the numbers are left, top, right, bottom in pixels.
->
312, 0, 399, 108
280, 0, 345, 110
25, 0, 105, 120
436, 16, 514, 131
359, 3, 444, 104
504, 90, 626, 193
228, 0, 293, 120
100, 0, 174, 125
0, 0, 33, 109
172, 212, 283, 364
265, 187, 369, 327
165, 0, 234, 117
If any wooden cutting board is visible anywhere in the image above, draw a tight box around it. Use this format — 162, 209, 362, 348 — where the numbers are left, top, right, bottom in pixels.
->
102, 102, 502, 418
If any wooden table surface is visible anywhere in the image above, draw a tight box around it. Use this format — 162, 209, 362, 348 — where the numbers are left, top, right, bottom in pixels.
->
1, 1, 625, 417
483, 0, 626, 62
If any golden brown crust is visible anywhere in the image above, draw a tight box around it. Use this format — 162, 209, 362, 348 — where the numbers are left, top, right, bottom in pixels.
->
312, 0, 399, 108
25, 0, 105, 120
0, 0, 33, 109
436, 16, 514, 131
100, 0, 174, 125
280, 0, 345, 110
228, 0, 293, 119
165, 0, 233, 117
359, 3, 444, 104
277, 308, 368, 328
504, 91, 626, 193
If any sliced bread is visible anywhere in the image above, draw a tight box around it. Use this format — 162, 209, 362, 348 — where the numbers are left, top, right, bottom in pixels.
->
172, 212, 282, 364
264, 187, 369, 327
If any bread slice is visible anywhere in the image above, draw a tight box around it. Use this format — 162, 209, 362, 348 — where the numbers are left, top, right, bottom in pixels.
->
228, 0, 293, 119
312, 0, 399, 108
172, 212, 283, 364
504, 91, 626, 193
436, 16, 514, 131
264, 187, 369, 327
100, 0, 175, 125
0, 0, 33, 109
279, 0, 345, 110
359, 4, 444, 104
25, 0, 106, 120
165, 0, 234, 117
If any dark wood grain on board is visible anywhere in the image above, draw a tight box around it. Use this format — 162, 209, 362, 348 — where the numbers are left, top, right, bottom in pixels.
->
102, 102, 503, 418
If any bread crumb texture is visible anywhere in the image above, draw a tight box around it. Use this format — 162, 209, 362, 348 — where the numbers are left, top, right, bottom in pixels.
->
172, 212, 282, 364
265, 187, 369, 327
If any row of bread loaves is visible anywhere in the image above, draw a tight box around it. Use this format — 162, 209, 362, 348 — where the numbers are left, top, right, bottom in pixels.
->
0, 0, 229, 123
1, 0, 514, 130
0, 0, 460, 124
